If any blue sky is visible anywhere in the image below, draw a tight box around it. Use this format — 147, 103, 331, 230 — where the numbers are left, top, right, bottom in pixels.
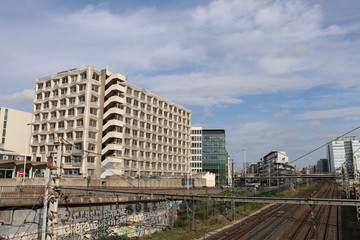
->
1, 0, 360, 169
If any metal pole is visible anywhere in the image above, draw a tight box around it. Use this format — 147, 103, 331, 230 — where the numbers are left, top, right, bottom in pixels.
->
41, 168, 50, 240
243, 150, 246, 187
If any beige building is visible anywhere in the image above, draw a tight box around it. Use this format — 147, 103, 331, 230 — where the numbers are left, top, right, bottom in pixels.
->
0, 107, 32, 155
30, 66, 192, 179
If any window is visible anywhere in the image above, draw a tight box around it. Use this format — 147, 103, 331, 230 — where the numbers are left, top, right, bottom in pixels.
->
31, 146, 37, 154
89, 119, 97, 127
53, 79, 59, 86
58, 121, 65, 129
75, 131, 83, 139
67, 120, 74, 128
66, 132, 73, 140
77, 119, 83, 127
59, 110, 66, 117
37, 94, 42, 100
88, 143, 95, 151
51, 101, 57, 108
39, 146, 45, 153
69, 97, 75, 105
88, 132, 96, 139
49, 122, 56, 130
60, 99, 66, 106
45, 81, 51, 88
91, 96, 98, 103
33, 135, 38, 143
68, 108, 75, 116
52, 90, 58, 97
62, 77, 68, 84
42, 113, 48, 121
90, 108, 97, 116
37, 83, 43, 90
79, 85, 86, 92
80, 72, 87, 80
70, 86, 76, 94
35, 104, 41, 110
50, 111, 57, 119
88, 156, 95, 163
61, 88, 67, 95
64, 156, 71, 163
92, 73, 99, 81
78, 95, 85, 103
91, 85, 99, 92
77, 107, 84, 115
71, 75, 77, 83
33, 125, 39, 132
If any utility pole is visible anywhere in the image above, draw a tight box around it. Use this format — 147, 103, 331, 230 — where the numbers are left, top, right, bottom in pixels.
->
41, 158, 50, 240
45, 140, 63, 239
231, 159, 234, 190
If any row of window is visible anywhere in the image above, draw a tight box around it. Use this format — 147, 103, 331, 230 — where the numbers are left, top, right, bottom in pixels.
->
123, 106, 190, 126
33, 118, 96, 131
34, 107, 99, 121
37, 72, 100, 91
35, 95, 99, 111
32, 131, 97, 143
123, 159, 186, 171
31, 141, 96, 154
125, 87, 190, 117
122, 139, 187, 154
36, 84, 97, 100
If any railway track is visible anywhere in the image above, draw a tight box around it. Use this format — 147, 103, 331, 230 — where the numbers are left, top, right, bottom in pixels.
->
203, 181, 342, 240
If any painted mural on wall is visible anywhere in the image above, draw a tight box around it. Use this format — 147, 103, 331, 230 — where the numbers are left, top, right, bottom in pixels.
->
1, 201, 177, 240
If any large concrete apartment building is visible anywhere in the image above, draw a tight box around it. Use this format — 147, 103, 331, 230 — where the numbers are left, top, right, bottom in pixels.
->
30, 66, 192, 179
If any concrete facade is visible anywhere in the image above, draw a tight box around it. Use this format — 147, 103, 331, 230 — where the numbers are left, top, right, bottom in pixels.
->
0, 107, 32, 155
30, 66, 192, 180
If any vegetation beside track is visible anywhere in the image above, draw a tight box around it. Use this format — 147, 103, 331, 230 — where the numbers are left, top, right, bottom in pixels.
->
140, 183, 313, 240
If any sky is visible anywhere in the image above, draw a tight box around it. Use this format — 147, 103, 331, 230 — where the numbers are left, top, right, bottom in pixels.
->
1, 0, 360, 170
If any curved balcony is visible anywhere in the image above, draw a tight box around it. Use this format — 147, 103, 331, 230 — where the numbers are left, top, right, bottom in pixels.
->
103, 119, 124, 133
102, 131, 124, 143
103, 108, 125, 121
105, 84, 126, 96
104, 95, 125, 108
102, 143, 123, 156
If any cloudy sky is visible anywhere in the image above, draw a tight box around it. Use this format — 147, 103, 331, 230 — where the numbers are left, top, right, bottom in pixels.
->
1, 0, 359, 169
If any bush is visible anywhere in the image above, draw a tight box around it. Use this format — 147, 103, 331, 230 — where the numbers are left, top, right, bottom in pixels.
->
97, 234, 139, 240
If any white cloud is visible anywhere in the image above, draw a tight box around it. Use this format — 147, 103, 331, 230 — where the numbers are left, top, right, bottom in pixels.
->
272, 110, 291, 119
0, 89, 34, 104
0, 0, 357, 108
297, 107, 360, 120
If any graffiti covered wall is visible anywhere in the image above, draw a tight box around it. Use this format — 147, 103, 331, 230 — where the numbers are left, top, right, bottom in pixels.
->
0, 201, 177, 240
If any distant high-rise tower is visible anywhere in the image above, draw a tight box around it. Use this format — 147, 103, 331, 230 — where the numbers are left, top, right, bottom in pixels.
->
327, 136, 360, 177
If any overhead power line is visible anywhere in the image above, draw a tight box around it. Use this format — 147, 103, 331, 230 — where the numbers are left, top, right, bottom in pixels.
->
289, 125, 360, 164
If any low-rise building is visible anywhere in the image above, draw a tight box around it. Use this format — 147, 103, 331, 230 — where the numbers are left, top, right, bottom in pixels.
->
259, 151, 295, 186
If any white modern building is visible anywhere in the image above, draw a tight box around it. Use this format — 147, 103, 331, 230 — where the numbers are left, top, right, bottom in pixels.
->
190, 127, 203, 173
327, 136, 360, 177
30, 66, 192, 179
259, 151, 294, 186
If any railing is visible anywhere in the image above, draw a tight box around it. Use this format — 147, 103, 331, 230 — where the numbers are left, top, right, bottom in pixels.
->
0, 186, 44, 199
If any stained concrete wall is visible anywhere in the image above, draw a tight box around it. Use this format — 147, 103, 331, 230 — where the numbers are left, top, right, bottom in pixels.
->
0, 200, 177, 239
